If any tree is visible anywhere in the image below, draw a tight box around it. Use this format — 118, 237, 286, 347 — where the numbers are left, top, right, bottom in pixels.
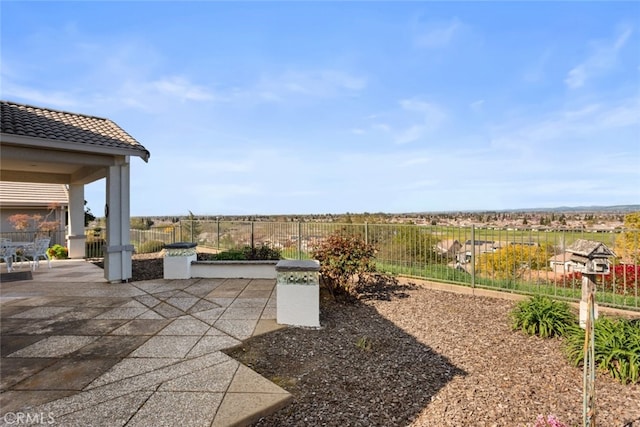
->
615, 212, 640, 263
180, 211, 202, 242
131, 217, 154, 230
476, 244, 550, 280
84, 201, 96, 226
8, 204, 61, 234
376, 225, 440, 265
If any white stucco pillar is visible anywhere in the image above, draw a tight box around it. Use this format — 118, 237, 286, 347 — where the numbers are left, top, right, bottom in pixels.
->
66, 184, 86, 259
104, 160, 133, 283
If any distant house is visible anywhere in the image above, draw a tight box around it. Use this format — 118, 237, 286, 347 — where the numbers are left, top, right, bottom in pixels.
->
436, 239, 462, 257
549, 252, 575, 274
0, 181, 68, 244
456, 240, 503, 264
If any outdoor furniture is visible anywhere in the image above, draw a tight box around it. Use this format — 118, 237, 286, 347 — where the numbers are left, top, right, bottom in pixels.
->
0, 239, 36, 271
21, 238, 51, 271
0, 239, 16, 272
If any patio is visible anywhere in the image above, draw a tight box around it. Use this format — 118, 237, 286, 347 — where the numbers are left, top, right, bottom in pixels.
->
0, 259, 291, 426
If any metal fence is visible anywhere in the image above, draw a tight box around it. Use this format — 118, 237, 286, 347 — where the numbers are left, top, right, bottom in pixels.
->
3, 221, 637, 311
85, 227, 177, 258
182, 220, 639, 311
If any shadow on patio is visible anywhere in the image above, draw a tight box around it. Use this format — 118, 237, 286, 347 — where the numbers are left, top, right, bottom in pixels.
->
225, 279, 468, 426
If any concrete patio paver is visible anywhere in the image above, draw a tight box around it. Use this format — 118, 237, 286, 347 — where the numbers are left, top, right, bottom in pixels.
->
1, 259, 290, 426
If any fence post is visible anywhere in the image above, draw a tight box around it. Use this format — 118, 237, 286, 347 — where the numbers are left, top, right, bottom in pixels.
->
298, 221, 302, 260
471, 225, 476, 289
251, 221, 255, 249
365, 222, 368, 245
190, 218, 194, 243
216, 218, 220, 250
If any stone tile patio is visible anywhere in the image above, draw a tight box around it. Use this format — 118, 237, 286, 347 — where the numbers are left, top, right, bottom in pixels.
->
0, 259, 291, 426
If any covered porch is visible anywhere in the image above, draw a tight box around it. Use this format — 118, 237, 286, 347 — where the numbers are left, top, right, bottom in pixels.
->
0, 100, 150, 282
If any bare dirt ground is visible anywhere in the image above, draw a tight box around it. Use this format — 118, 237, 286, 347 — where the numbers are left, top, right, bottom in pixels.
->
129, 254, 640, 427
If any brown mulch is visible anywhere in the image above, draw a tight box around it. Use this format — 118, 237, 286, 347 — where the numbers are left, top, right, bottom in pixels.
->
91, 252, 164, 282
127, 254, 640, 427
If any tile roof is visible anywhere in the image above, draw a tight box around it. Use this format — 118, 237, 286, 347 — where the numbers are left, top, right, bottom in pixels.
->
0, 181, 68, 207
566, 239, 615, 257
0, 100, 149, 161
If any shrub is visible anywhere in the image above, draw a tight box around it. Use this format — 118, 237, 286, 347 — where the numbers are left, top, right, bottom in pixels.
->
47, 244, 68, 259
533, 414, 567, 427
197, 245, 281, 261
564, 317, 640, 384
511, 295, 576, 338
137, 240, 165, 254
555, 265, 640, 295
199, 249, 246, 261
311, 229, 376, 298
243, 244, 281, 260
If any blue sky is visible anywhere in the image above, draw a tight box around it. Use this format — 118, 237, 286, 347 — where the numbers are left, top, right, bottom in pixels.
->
2, 1, 639, 216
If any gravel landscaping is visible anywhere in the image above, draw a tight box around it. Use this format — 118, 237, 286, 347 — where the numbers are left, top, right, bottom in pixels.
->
130, 254, 640, 427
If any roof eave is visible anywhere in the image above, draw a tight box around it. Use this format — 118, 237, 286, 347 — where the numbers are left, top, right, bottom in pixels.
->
0, 133, 150, 162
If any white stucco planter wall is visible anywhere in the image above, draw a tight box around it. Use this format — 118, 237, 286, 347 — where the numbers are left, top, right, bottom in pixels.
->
163, 242, 197, 280
276, 260, 320, 328
190, 260, 278, 279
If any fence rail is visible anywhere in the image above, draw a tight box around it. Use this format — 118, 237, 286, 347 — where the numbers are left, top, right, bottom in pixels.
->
3, 221, 638, 311
182, 220, 639, 311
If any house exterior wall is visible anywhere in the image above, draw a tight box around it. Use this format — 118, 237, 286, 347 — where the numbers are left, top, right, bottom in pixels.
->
0, 206, 67, 245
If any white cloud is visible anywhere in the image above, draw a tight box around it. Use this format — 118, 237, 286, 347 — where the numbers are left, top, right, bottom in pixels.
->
490, 96, 639, 152
394, 99, 447, 144
523, 49, 553, 83
0, 83, 79, 108
414, 17, 463, 48
255, 69, 367, 100
401, 156, 431, 166
470, 99, 485, 111
565, 24, 633, 89
364, 99, 447, 144
395, 125, 428, 145
152, 76, 213, 102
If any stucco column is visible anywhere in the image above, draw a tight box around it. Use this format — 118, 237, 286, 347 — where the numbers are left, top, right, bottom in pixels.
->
66, 184, 86, 259
104, 160, 133, 283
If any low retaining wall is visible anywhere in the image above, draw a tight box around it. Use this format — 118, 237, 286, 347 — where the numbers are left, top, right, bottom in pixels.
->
162, 251, 321, 327
190, 260, 278, 279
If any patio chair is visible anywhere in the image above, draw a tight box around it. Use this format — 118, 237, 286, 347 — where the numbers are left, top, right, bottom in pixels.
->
22, 237, 51, 271
0, 239, 15, 272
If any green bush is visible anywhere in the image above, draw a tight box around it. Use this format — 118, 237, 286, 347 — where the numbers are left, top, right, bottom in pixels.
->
200, 249, 246, 261
197, 245, 281, 261
564, 317, 640, 384
511, 295, 576, 338
242, 245, 281, 260
137, 240, 165, 254
311, 229, 376, 298
47, 244, 68, 259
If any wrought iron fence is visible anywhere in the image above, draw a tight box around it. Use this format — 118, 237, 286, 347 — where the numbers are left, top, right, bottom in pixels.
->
182, 220, 639, 311
4, 221, 636, 310
85, 227, 177, 258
